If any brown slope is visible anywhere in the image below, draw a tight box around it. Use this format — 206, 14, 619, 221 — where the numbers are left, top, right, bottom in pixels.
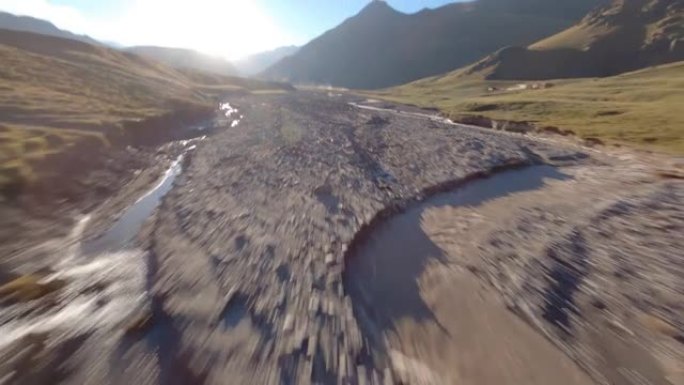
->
126, 46, 238, 77
0, 28, 284, 198
465, 0, 684, 80
261, 0, 608, 89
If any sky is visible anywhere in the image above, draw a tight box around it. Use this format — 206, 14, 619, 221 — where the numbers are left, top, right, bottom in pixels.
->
0, 0, 460, 59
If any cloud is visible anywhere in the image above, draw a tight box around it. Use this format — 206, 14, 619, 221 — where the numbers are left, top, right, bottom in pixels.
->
0, 0, 296, 59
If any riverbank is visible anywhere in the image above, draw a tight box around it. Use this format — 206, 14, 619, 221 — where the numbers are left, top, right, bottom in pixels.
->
0, 100, 243, 385
1, 91, 682, 385
368, 61, 684, 154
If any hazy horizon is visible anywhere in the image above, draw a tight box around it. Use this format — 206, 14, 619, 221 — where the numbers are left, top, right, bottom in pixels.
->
0, 0, 464, 60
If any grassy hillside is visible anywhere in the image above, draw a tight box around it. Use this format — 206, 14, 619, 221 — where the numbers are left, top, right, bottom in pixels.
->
373, 61, 684, 154
0, 28, 284, 196
465, 0, 684, 80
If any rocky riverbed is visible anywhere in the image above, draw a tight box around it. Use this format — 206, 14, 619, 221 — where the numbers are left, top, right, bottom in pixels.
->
0, 90, 682, 385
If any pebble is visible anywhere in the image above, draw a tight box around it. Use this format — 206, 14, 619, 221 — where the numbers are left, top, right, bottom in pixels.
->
283, 313, 295, 332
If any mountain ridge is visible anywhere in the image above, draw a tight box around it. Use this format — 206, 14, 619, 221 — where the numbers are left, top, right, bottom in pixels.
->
0, 11, 99, 46
462, 0, 684, 80
125, 45, 238, 77
261, 0, 609, 89
234, 45, 299, 76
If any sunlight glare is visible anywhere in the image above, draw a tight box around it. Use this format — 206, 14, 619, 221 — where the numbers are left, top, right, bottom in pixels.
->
116, 0, 292, 59
0, 0, 295, 59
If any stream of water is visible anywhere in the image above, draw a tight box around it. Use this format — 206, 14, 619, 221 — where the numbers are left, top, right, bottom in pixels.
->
0, 102, 241, 348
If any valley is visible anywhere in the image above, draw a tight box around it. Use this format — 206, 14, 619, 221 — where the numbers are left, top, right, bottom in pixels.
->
1, 91, 682, 385
0, 0, 683, 384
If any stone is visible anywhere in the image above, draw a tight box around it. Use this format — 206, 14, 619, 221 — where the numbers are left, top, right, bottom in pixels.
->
283, 313, 295, 332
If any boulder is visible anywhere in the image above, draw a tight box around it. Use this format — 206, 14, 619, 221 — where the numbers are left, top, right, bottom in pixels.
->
500, 120, 535, 134
454, 115, 493, 128
583, 137, 605, 147
366, 115, 389, 126
538, 126, 562, 135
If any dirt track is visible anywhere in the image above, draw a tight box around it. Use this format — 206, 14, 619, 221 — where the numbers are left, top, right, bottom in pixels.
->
1, 91, 683, 385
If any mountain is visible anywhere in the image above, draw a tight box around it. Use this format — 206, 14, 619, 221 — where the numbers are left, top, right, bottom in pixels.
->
261, 0, 609, 89
464, 0, 684, 80
126, 46, 238, 77
234, 46, 299, 76
0, 11, 99, 45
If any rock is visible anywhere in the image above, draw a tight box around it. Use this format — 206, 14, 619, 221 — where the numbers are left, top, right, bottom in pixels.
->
383, 367, 394, 385
489, 119, 536, 133
357, 365, 368, 385
454, 115, 493, 128
639, 313, 679, 337
367, 115, 389, 126
583, 137, 605, 147
501, 120, 535, 134
123, 310, 154, 335
655, 168, 684, 179
283, 313, 295, 332
325, 253, 335, 265
309, 294, 320, 313
538, 126, 562, 135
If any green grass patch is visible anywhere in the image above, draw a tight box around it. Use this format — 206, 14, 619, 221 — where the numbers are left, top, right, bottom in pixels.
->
370, 61, 684, 154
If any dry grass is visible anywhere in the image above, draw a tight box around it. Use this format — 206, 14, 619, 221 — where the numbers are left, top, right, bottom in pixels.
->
0, 29, 289, 193
529, 23, 611, 50
0, 274, 65, 303
371, 61, 684, 154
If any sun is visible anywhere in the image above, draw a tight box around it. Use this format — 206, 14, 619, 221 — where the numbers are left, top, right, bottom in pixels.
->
0, 0, 297, 60
107, 0, 293, 59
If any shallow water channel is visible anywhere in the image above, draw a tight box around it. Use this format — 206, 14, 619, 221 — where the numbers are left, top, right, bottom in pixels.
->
0, 103, 241, 349
345, 165, 570, 333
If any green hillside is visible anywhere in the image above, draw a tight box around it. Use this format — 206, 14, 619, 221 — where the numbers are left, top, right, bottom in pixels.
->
374, 61, 684, 153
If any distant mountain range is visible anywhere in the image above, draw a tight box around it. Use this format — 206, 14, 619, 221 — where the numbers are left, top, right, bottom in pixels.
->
234, 45, 299, 76
463, 0, 684, 80
0, 11, 99, 46
0, 10, 288, 78
3, 0, 680, 89
125, 46, 238, 77
261, 0, 610, 89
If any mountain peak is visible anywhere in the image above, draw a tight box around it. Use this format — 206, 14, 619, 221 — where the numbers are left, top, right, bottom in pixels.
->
364, 0, 390, 8
262, 0, 606, 89
359, 1, 398, 15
